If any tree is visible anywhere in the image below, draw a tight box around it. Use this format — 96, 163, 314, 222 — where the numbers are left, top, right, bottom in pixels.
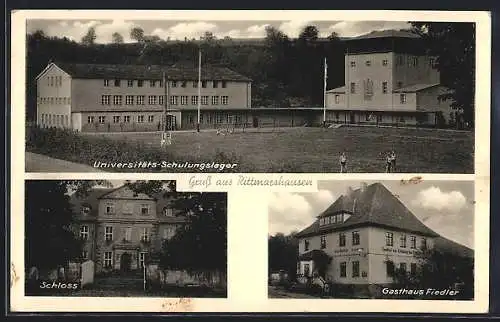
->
299, 25, 319, 43
81, 27, 97, 46
201, 31, 216, 42
111, 32, 124, 44
25, 180, 110, 270
268, 233, 299, 280
411, 22, 475, 128
130, 27, 145, 42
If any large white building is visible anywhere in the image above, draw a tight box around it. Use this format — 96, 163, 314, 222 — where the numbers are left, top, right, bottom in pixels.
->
325, 30, 453, 126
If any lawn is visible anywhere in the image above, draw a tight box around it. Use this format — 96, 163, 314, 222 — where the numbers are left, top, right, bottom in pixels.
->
83, 126, 474, 173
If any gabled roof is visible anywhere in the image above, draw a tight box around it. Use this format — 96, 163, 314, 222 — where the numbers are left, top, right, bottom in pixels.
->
46, 62, 251, 82
348, 30, 420, 41
296, 183, 439, 238
393, 83, 440, 93
70, 188, 114, 218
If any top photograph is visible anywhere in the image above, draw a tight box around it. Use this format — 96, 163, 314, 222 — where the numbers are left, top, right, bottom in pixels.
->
23, 15, 480, 173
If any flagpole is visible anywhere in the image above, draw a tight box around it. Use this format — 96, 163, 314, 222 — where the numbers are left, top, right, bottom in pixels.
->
197, 49, 201, 132
323, 57, 327, 125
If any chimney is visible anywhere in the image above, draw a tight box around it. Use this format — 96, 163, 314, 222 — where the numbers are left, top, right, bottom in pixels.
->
360, 182, 368, 193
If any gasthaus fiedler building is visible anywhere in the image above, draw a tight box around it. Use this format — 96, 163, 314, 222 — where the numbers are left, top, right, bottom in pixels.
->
71, 184, 186, 274
295, 182, 440, 286
324, 30, 453, 126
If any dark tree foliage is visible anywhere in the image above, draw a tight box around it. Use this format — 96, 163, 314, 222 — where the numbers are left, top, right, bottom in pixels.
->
25, 180, 110, 270
127, 181, 227, 273
268, 233, 299, 280
411, 22, 475, 127
81, 27, 97, 46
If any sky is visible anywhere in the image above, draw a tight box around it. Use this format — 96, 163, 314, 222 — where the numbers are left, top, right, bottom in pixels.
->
268, 180, 475, 249
26, 20, 412, 43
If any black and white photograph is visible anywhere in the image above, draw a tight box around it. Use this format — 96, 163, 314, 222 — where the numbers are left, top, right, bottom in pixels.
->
268, 180, 474, 299
24, 16, 477, 173
24, 180, 227, 298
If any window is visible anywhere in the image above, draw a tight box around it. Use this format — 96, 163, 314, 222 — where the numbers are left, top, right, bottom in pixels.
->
139, 252, 147, 268
192, 96, 198, 105
150, 80, 156, 87
181, 81, 187, 88
105, 203, 115, 214
363, 79, 373, 99
386, 260, 395, 277
410, 263, 417, 276
430, 57, 436, 68
340, 262, 347, 277
123, 203, 133, 214
137, 95, 145, 105
113, 95, 122, 105
339, 233, 346, 247
201, 96, 208, 105
397, 81, 403, 89
170, 96, 178, 105
141, 228, 150, 242
98, 116, 106, 124
352, 231, 360, 246
101, 95, 111, 105
171, 81, 177, 88
421, 238, 427, 250
410, 236, 416, 249
137, 80, 143, 87
159, 96, 164, 106
123, 227, 132, 241
382, 82, 388, 94
412, 56, 418, 67
87, 116, 95, 124
385, 232, 394, 246
181, 96, 188, 105
382, 59, 388, 66
127, 80, 134, 87
352, 261, 360, 277
221, 81, 227, 88
105, 226, 113, 241
212, 96, 219, 105
221, 96, 228, 105
104, 79, 110, 87
141, 204, 150, 215
159, 80, 163, 87
304, 239, 310, 251
396, 55, 404, 66
319, 218, 325, 225
202, 81, 207, 88
304, 264, 310, 277
137, 115, 145, 123
320, 235, 327, 249
400, 94, 407, 104
144, 115, 152, 123
350, 61, 356, 67
334, 94, 340, 104
124, 115, 131, 123
148, 95, 157, 105
163, 207, 173, 216
163, 227, 175, 239
365, 60, 371, 66
80, 225, 89, 240
114, 79, 121, 87
113, 116, 120, 123
400, 234, 407, 248
104, 252, 113, 268
350, 82, 356, 94
399, 262, 407, 273
82, 251, 88, 260
193, 81, 198, 88
126, 95, 134, 105
213, 81, 219, 88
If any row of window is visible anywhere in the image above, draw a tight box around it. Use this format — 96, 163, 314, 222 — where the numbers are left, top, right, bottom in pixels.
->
38, 97, 71, 105
319, 213, 351, 226
102, 251, 147, 268
303, 260, 419, 279
80, 225, 176, 242
305, 232, 427, 250
349, 56, 435, 68
87, 115, 155, 124
100, 95, 229, 106
82, 205, 174, 216
104, 79, 228, 89
335, 84, 408, 104
45, 76, 63, 87
40, 114, 69, 127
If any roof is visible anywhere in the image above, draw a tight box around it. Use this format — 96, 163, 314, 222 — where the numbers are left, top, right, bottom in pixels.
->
326, 86, 346, 94
298, 249, 329, 261
434, 236, 474, 259
70, 188, 114, 218
393, 83, 440, 93
348, 30, 420, 41
295, 183, 439, 238
42, 62, 251, 82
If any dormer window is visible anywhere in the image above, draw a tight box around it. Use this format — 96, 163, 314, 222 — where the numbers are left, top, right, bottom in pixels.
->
304, 239, 310, 251
163, 207, 173, 217
81, 206, 90, 215
319, 212, 351, 226
141, 204, 150, 215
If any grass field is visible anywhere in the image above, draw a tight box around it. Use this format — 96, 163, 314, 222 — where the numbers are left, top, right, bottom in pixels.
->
83, 126, 474, 173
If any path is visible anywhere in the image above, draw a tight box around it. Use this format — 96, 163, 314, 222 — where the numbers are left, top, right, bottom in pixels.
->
25, 152, 105, 172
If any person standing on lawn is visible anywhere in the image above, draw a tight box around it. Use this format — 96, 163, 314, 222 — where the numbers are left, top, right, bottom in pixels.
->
340, 151, 347, 173
385, 152, 392, 173
390, 150, 397, 172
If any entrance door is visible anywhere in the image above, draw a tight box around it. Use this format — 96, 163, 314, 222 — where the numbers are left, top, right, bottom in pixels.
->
120, 253, 132, 272
252, 116, 259, 128
349, 112, 355, 124
166, 115, 176, 131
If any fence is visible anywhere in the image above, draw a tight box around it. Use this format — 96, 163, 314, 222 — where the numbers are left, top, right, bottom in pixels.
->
146, 264, 226, 289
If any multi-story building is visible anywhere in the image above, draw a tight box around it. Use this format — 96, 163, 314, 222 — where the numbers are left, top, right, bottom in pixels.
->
35, 62, 252, 131
295, 182, 440, 285
71, 184, 187, 273
325, 30, 453, 126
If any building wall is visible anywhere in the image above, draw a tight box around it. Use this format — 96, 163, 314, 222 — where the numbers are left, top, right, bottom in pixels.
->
392, 53, 440, 89
416, 86, 453, 125
79, 111, 166, 132
36, 64, 72, 128
325, 92, 346, 109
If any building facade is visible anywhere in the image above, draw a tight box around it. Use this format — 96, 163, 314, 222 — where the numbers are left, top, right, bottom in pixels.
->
71, 185, 186, 274
325, 30, 453, 126
295, 182, 439, 285
36, 62, 252, 131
